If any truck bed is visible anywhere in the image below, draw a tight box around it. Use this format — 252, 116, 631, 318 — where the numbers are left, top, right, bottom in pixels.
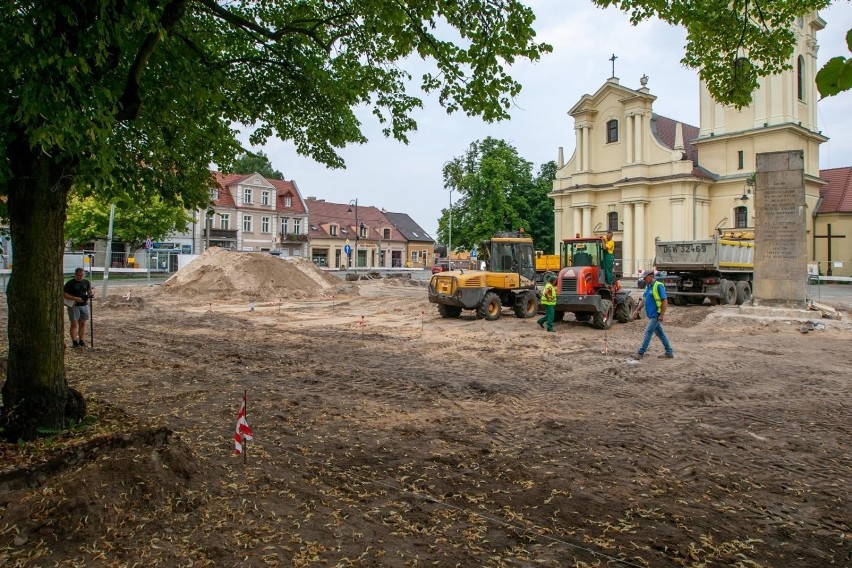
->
655, 238, 754, 272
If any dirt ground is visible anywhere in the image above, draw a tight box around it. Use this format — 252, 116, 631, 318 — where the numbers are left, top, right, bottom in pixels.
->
0, 253, 850, 567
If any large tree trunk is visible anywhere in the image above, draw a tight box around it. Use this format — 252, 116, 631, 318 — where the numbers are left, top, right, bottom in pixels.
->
1, 142, 84, 441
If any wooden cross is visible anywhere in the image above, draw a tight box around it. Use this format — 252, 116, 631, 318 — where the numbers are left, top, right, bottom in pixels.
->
609, 53, 617, 78
814, 223, 846, 276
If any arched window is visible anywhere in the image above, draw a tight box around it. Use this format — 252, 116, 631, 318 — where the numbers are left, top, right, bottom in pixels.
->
607, 211, 619, 232
734, 206, 749, 229
797, 55, 805, 101
606, 119, 618, 143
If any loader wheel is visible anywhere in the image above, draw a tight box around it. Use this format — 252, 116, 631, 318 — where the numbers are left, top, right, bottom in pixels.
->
513, 292, 539, 318
437, 304, 462, 318
591, 299, 614, 329
721, 279, 737, 305
477, 292, 502, 321
615, 296, 636, 323
735, 281, 752, 305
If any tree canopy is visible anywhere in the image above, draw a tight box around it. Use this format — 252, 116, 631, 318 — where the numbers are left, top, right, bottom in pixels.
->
0, 0, 550, 440
594, 0, 845, 107
231, 151, 285, 180
65, 195, 192, 251
436, 138, 555, 254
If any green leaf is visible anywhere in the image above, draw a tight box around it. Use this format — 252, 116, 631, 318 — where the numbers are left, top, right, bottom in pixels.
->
816, 56, 852, 98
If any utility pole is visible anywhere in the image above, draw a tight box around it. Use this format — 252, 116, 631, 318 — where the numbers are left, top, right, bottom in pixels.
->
101, 203, 116, 298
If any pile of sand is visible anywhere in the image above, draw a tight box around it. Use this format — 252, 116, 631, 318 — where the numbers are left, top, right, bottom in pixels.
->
161, 248, 354, 300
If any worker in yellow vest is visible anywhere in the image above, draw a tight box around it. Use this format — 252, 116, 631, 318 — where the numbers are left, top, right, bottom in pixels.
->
537, 273, 557, 332
631, 270, 674, 359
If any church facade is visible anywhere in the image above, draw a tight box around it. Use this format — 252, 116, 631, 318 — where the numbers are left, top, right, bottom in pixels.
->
550, 12, 829, 277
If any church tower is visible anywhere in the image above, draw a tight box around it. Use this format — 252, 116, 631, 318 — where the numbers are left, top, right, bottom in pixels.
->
549, 11, 831, 276
693, 12, 827, 234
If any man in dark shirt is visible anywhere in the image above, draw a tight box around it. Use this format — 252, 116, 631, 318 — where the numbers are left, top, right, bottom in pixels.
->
63, 268, 94, 348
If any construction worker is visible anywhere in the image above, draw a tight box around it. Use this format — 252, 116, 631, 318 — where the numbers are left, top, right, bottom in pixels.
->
601, 231, 615, 285
631, 270, 674, 359
537, 272, 557, 332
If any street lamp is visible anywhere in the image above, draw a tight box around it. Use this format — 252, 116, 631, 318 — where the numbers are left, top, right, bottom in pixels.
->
347, 199, 362, 269
205, 209, 215, 250
448, 188, 452, 269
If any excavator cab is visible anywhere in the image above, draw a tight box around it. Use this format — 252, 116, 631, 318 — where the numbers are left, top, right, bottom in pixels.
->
559, 238, 607, 296
484, 237, 536, 283
569, 242, 597, 268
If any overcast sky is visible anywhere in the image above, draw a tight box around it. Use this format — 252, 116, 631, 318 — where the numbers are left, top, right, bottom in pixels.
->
248, 1, 852, 240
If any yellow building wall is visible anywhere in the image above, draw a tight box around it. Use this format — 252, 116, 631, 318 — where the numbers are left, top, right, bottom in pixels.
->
812, 214, 852, 277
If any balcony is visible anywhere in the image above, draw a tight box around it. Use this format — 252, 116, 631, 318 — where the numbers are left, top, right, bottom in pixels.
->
280, 232, 308, 243
209, 228, 237, 239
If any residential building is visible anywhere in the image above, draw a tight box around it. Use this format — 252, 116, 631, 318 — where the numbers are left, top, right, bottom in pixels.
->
202, 172, 309, 255
271, 178, 310, 257
550, 12, 840, 276
305, 198, 407, 269
383, 212, 436, 268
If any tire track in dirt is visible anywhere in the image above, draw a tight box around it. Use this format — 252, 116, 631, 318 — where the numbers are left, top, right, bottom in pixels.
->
52, 283, 850, 566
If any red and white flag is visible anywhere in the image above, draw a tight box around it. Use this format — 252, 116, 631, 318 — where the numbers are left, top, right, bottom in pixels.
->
234, 398, 253, 454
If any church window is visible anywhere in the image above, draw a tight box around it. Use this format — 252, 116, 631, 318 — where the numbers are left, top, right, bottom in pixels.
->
734, 206, 749, 229
607, 211, 619, 232
738, 150, 744, 170
797, 55, 805, 101
606, 119, 618, 143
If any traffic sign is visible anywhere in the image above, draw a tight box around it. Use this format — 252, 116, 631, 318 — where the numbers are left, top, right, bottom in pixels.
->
471, 249, 478, 259
344, 244, 352, 255
145, 237, 153, 249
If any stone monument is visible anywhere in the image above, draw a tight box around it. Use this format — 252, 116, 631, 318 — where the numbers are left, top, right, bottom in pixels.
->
752, 150, 808, 309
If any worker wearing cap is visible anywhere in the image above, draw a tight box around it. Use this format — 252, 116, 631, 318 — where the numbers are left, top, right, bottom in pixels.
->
631, 270, 674, 359
537, 273, 557, 332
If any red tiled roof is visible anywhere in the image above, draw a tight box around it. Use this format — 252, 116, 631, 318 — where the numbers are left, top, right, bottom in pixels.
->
652, 114, 700, 164
306, 199, 406, 242
269, 179, 307, 214
818, 166, 852, 213
211, 172, 243, 208
211, 172, 307, 213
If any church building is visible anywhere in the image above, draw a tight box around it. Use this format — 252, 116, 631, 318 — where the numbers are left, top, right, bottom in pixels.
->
550, 12, 831, 277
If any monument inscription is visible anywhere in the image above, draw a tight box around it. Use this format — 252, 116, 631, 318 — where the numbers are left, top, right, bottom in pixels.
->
753, 151, 807, 308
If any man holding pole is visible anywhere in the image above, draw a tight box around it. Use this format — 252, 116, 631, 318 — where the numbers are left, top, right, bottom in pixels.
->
64, 268, 94, 348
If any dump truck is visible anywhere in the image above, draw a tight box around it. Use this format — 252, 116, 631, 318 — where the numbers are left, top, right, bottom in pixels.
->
554, 236, 636, 329
654, 232, 754, 305
428, 231, 539, 320
534, 251, 561, 283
